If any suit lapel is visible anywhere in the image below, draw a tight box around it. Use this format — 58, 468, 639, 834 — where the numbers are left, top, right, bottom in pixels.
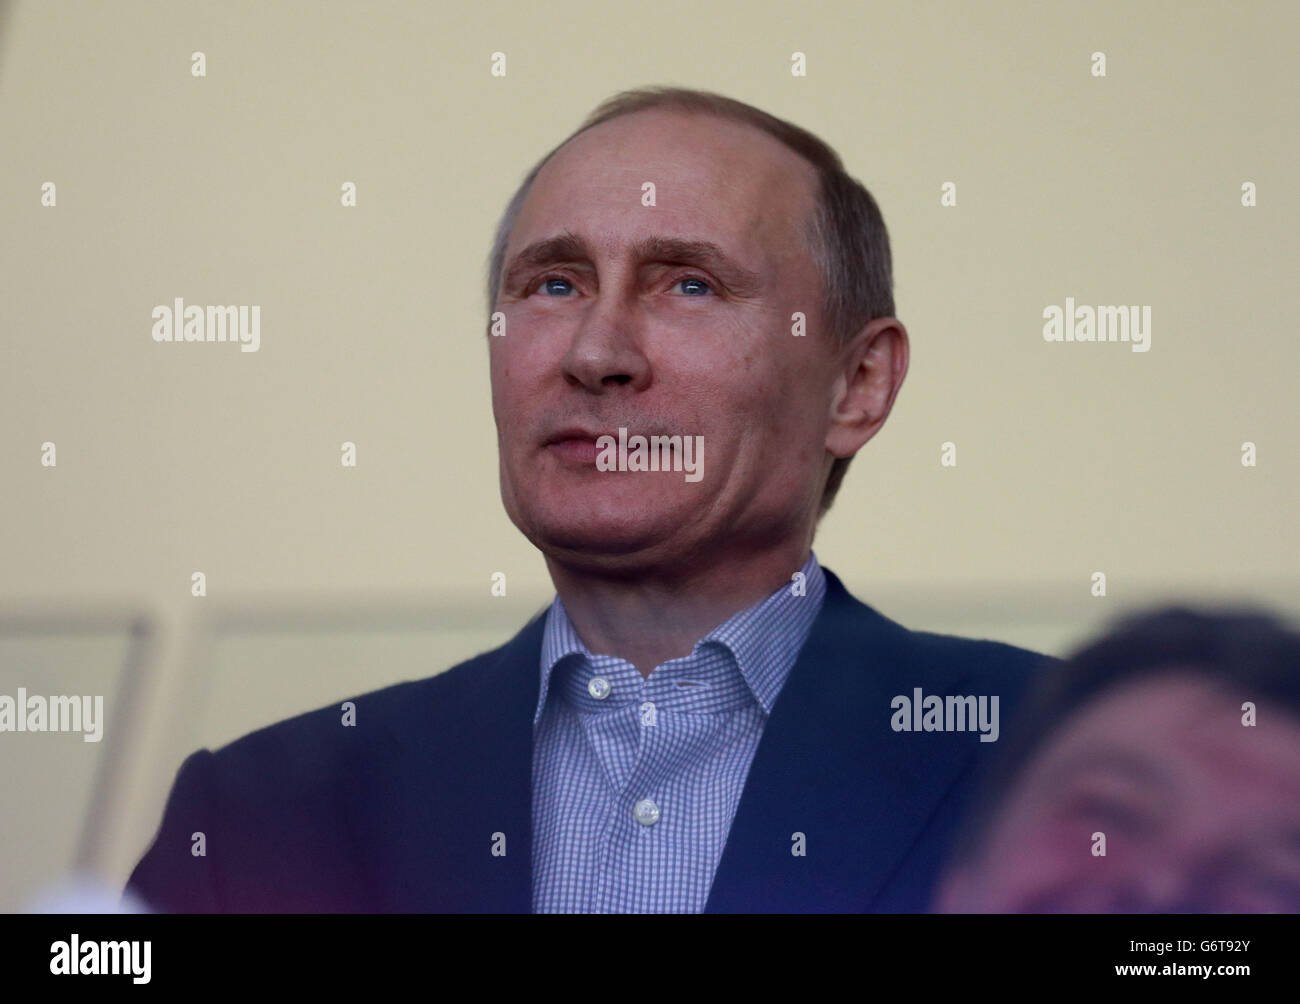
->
704, 569, 977, 912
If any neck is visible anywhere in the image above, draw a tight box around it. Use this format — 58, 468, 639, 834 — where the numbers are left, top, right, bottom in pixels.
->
546, 539, 813, 679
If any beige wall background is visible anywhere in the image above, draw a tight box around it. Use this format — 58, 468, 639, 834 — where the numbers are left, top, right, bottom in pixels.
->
1, 0, 1296, 911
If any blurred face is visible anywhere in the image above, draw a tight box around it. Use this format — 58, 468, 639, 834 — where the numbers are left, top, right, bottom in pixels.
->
936, 671, 1300, 912
489, 109, 842, 571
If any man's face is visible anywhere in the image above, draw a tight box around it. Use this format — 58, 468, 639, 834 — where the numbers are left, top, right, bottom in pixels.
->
489, 109, 840, 571
936, 671, 1300, 912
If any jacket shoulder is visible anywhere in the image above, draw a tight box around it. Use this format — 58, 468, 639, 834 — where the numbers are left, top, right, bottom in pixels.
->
125, 614, 542, 911
906, 625, 1059, 677
819, 570, 1059, 722
209, 618, 538, 776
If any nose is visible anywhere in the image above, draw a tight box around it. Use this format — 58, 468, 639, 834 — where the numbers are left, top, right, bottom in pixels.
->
560, 292, 651, 393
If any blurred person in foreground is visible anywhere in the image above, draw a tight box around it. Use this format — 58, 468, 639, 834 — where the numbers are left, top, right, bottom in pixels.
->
934, 607, 1300, 913
126, 86, 1055, 913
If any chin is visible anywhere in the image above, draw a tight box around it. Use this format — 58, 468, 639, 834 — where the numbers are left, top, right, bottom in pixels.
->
516, 502, 691, 561
531, 516, 676, 558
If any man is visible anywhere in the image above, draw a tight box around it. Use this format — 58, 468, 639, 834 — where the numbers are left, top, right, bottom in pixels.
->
126, 86, 1052, 913
934, 607, 1300, 913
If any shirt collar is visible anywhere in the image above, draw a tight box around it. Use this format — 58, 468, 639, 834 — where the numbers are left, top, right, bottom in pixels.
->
535, 551, 826, 724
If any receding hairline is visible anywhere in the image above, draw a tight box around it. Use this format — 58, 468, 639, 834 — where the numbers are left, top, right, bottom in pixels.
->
498, 105, 825, 285
542, 103, 822, 182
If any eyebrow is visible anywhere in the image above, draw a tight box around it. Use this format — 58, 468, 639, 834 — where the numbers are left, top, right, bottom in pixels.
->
501, 230, 765, 299
1041, 747, 1174, 792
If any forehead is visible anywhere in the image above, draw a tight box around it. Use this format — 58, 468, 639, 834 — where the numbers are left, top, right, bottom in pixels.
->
1031, 671, 1300, 794
513, 108, 820, 265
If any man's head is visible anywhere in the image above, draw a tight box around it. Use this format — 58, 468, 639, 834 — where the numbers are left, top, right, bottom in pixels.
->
935, 608, 1300, 913
485, 87, 905, 574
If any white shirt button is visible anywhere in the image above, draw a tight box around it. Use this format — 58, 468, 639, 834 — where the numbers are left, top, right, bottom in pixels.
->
633, 798, 660, 826
639, 701, 656, 726
588, 676, 612, 700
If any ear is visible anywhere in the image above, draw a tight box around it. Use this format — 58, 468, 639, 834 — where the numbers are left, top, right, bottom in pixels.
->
825, 317, 909, 461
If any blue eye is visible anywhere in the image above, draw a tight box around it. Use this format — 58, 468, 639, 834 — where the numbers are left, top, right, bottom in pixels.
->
540, 277, 574, 296
675, 277, 712, 295
532, 275, 712, 296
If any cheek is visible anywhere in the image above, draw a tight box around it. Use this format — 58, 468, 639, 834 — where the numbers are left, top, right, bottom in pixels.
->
487, 345, 509, 391
970, 811, 1100, 908
490, 343, 545, 405
707, 359, 800, 429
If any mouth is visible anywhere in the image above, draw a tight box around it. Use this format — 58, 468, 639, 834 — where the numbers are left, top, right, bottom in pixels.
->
542, 427, 609, 465
542, 426, 609, 447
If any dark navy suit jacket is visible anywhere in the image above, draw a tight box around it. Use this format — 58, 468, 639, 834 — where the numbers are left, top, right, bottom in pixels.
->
126, 568, 1054, 912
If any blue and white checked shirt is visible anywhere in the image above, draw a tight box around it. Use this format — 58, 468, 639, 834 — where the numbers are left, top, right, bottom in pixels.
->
531, 551, 827, 913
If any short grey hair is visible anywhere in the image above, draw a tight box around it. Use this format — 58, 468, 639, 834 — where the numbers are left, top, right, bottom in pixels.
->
486, 86, 895, 518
